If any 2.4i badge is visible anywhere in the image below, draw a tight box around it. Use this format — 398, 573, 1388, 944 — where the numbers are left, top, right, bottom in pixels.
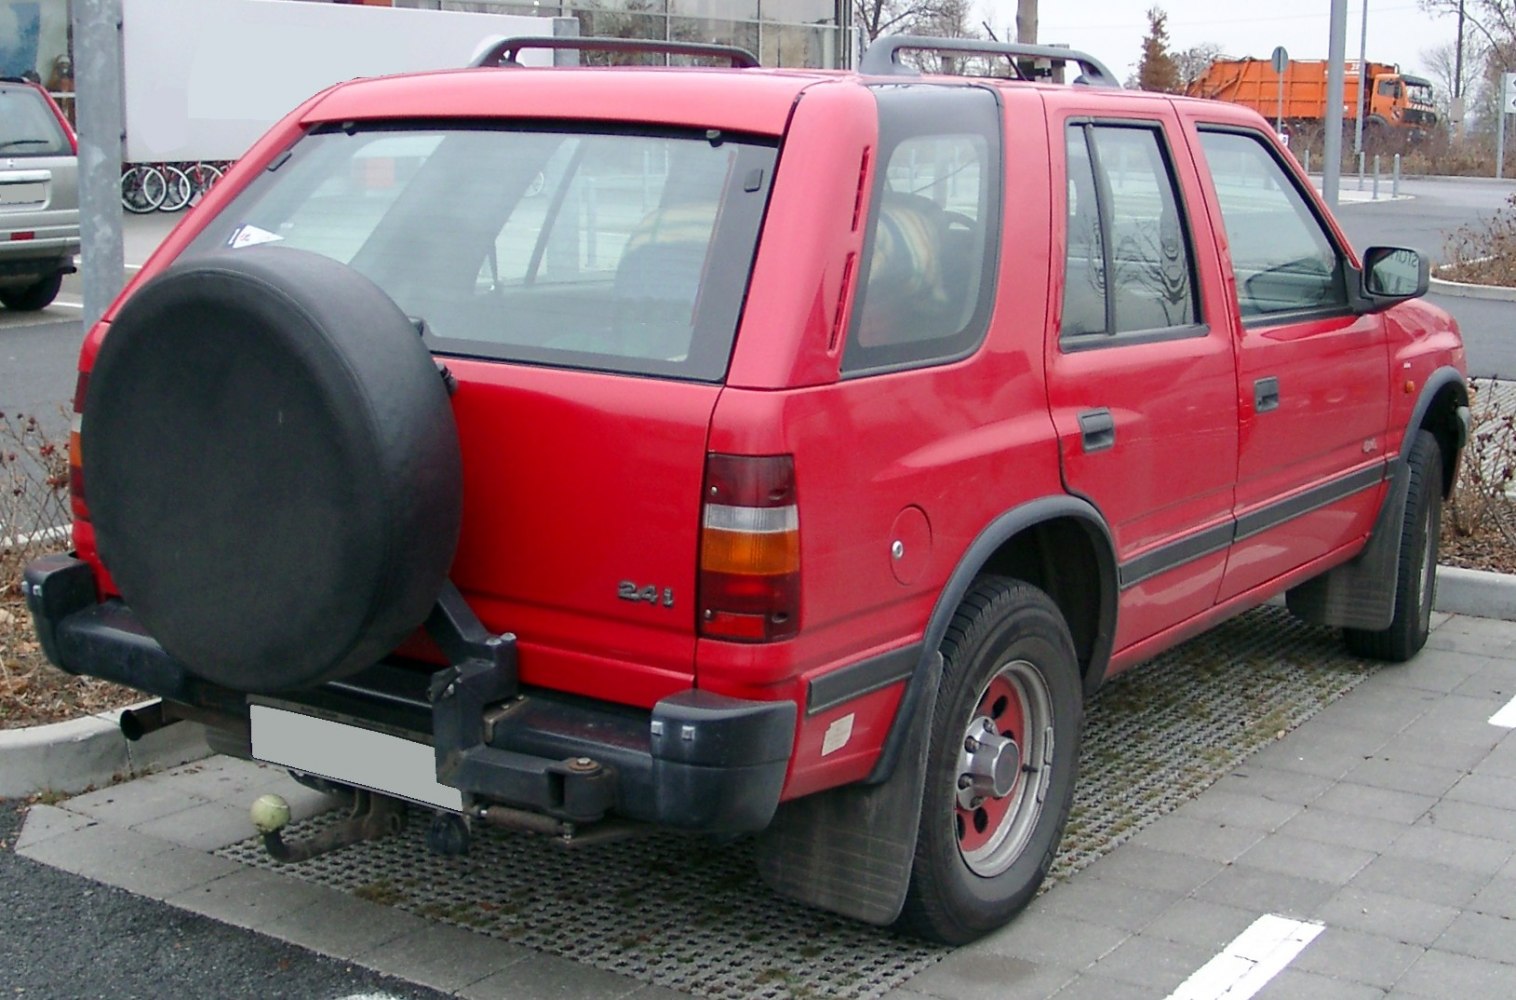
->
618, 581, 675, 608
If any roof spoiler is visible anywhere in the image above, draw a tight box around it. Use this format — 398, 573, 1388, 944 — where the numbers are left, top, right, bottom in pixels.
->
859, 35, 1120, 88
470, 35, 759, 70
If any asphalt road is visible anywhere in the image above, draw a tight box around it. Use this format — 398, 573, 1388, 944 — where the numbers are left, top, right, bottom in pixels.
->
1331, 174, 1516, 379
0, 799, 450, 1000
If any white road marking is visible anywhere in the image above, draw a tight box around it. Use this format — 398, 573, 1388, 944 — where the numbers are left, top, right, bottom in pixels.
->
1166, 914, 1325, 1000
1490, 694, 1516, 729
48, 298, 84, 310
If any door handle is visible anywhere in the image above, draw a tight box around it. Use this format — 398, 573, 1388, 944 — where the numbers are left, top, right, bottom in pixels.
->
1255, 376, 1280, 413
1078, 408, 1116, 453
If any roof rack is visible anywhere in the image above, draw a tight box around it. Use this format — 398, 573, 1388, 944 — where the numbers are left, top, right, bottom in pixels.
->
859, 35, 1120, 88
470, 35, 760, 70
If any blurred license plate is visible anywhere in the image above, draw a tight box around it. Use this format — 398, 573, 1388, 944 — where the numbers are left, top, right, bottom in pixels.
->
0, 180, 44, 207
250, 704, 463, 811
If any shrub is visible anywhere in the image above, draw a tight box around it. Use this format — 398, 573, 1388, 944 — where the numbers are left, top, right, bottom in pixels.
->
0, 413, 70, 598
1441, 193, 1516, 286
1447, 379, 1516, 554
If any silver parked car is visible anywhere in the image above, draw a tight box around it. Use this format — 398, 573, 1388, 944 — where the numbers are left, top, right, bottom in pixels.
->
0, 76, 79, 311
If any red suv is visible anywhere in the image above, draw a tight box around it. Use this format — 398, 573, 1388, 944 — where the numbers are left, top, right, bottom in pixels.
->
25, 35, 1468, 943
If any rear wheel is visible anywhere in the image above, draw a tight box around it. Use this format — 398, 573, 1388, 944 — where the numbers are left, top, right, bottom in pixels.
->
1345, 430, 1442, 661
0, 272, 62, 311
897, 578, 1082, 944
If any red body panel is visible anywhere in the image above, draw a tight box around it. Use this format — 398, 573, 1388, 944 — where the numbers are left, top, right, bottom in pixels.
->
444, 359, 721, 707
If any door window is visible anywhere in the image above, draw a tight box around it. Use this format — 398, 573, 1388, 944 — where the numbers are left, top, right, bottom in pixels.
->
1060, 122, 1198, 344
1198, 129, 1348, 320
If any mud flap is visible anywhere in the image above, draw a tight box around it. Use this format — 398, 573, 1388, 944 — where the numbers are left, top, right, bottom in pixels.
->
754, 653, 942, 926
1286, 459, 1407, 631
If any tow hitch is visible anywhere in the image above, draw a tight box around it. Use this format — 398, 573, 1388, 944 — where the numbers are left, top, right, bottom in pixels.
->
250, 789, 406, 863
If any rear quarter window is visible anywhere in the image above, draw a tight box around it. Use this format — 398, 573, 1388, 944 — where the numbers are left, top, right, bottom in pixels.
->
842, 85, 1002, 376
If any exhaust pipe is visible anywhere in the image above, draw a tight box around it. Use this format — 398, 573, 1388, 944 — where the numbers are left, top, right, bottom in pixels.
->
119, 701, 171, 741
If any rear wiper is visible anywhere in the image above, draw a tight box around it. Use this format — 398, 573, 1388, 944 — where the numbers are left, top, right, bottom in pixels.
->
0, 139, 49, 150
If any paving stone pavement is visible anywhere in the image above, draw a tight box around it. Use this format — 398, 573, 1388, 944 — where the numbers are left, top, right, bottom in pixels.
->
13, 612, 1516, 999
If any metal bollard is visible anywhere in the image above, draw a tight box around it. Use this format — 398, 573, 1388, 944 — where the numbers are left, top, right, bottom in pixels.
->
1373, 154, 1381, 200
1304, 149, 1312, 175
1358, 151, 1366, 190
1393, 153, 1401, 197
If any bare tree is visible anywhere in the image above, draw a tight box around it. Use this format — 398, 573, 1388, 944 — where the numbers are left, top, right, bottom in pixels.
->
1174, 42, 1224, 91
1420, 0, 1516, 132
1422, 38, 1489, 122
855, 0, 949, 43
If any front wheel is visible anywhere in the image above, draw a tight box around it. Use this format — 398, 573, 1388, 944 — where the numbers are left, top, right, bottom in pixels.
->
896, 578, 1082, 944
1345, 430, 1443, 661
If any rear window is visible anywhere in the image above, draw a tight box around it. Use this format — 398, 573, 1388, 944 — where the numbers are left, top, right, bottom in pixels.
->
185, 123, 777, 382
0, 83, 71, 157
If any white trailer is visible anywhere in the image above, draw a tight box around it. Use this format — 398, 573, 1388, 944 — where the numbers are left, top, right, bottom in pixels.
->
120, 0, 555, 163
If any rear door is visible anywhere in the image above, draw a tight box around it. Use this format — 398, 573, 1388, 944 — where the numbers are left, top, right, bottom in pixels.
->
1186, 123, 1390, 601
181, 122, 778, 706
1042, 95, 1238, 652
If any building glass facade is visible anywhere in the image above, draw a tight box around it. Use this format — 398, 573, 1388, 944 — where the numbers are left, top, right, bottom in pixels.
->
408, 0, 846, 69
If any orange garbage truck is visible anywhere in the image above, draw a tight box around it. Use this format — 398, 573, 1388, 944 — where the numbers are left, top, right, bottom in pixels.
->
1186, 58, 1437, 143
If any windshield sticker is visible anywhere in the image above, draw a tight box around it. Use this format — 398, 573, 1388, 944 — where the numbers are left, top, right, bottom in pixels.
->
228, 225, 284, 249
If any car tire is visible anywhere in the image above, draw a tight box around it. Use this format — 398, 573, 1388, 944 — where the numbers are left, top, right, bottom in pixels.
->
896, 577, 1082, 945
0, 272, 63, 311
1344, 430, 1442, 662
83, 246, 463, 693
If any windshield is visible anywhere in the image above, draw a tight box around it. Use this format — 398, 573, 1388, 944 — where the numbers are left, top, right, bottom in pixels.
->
186, 123, 777, 382
0, 84, 71, 156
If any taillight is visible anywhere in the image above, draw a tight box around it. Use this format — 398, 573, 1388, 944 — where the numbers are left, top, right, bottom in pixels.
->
699, 454, 800, 642
69, 371, 88, 520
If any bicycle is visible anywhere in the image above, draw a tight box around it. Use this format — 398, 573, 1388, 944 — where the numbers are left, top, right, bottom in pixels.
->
181, 160, 225, 208
120, 163, 166, 214
156, 163, 193, 212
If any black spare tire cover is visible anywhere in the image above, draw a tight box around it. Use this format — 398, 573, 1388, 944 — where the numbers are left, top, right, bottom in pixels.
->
83, 246, 463, 692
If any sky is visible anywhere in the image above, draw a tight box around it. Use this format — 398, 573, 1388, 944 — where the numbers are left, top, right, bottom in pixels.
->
975, 1, 1462, 82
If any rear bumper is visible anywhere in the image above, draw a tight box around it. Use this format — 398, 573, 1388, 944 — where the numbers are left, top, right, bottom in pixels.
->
24, 553, 795, 836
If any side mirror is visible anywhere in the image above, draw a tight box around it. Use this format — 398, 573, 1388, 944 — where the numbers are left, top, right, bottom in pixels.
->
1357, 246, 1429, 311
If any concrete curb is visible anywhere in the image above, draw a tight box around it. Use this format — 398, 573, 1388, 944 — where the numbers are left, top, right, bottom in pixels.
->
1429, 272, 1516, 301
0, 700, 209, 798
1433, 564, 1516, 620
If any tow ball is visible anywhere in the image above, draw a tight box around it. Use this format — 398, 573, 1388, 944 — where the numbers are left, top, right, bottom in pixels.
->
250, 789, 406, 863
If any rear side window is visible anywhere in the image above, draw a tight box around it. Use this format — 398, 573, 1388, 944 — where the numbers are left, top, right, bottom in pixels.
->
185, 123, 776, 382
1060, 121, 1198, 344
843, 85, 1001, 375
0, 83, 70, 157
1197, 128, 1347, 320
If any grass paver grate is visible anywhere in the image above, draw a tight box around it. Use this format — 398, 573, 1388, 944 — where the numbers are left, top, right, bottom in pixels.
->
218, 605, 1378, 999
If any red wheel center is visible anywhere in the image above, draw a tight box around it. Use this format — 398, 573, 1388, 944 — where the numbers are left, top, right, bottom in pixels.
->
957, 676, 1026, 854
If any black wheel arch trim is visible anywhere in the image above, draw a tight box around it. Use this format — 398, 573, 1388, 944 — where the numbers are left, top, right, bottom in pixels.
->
864, 495, 1117, 785
1405, 365, 1470, 459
